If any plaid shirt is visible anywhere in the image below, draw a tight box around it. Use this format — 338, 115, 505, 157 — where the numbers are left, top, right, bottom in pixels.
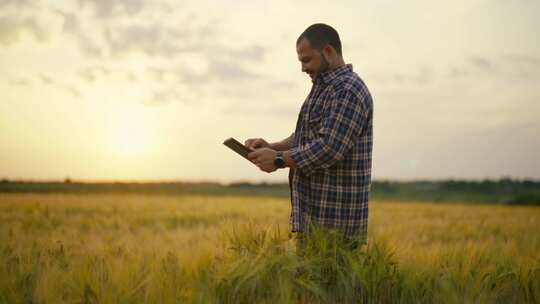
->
288, 64, 373, 240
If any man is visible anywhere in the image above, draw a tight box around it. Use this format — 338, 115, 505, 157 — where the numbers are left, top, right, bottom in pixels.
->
246, 23, 373, 249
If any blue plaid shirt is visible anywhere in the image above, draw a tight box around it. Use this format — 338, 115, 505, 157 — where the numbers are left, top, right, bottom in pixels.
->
288, 64, 373, 240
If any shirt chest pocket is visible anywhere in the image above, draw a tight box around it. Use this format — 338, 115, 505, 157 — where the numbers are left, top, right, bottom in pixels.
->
307, 110, 323, 139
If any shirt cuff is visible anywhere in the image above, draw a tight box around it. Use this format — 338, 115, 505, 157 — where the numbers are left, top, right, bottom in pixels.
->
289, 146, 316, 176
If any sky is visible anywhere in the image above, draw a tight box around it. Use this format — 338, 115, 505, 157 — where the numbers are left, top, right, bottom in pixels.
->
1, 0, 539, 183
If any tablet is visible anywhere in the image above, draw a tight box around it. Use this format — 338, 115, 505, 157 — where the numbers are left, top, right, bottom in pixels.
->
223, 137, 254, 161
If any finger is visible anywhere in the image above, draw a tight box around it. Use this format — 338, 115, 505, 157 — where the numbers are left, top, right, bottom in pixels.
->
251, 139, 262, 149
245, 138, 254, 149
247, 151, 259, 160
245, 138, 254, 146
251, 138, 266, 149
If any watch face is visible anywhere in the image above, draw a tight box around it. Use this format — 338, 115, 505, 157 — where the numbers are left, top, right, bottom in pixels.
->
274, 157, 285, 168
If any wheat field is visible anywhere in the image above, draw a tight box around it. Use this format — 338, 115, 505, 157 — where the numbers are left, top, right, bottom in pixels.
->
0, 193, 539, 303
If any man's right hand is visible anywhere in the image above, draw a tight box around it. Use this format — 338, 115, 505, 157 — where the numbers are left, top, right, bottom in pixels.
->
245, 138, 270, 150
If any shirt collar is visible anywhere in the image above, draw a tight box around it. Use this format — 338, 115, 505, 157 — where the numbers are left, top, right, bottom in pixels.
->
314, 64, 353, 85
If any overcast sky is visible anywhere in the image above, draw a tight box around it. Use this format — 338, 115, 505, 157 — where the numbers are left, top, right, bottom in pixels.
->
1, 0, 539, 182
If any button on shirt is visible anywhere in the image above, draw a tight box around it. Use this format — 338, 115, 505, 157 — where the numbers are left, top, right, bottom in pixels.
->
288, 64, 373, 240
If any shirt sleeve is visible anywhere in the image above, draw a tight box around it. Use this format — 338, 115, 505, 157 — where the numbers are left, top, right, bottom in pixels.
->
289, 88, 369, 176
287, 132, 295, 148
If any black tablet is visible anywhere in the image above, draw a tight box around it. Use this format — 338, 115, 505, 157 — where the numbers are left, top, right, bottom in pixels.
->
223, 137, 254, 161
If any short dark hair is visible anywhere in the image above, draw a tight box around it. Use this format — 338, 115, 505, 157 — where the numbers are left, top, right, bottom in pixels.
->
297, 23, 342, 56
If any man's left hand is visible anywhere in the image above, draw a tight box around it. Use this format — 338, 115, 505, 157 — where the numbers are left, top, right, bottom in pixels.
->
247, 148, 277, 173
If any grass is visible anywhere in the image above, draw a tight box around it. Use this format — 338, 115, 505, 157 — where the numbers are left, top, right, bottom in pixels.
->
0, 193, 539, 303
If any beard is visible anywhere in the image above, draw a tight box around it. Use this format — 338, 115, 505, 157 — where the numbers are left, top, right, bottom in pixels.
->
318, 51, 330, 74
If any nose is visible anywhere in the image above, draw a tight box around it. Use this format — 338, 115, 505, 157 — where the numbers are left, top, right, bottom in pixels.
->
301, 65, 307, 73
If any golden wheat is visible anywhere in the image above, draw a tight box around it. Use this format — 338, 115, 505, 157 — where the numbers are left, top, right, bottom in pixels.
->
0, 193, 538, 303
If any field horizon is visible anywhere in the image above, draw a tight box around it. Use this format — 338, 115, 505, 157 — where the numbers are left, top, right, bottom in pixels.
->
2, 178, 540, 206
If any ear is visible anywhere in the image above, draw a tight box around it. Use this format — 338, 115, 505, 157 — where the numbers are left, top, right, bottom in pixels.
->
323, 44, 335, 57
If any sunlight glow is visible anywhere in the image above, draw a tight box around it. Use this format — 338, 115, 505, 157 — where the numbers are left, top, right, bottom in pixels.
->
108, 105, 153, 156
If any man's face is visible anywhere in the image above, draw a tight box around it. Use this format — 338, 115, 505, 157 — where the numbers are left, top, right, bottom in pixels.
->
296, 38, 329, 80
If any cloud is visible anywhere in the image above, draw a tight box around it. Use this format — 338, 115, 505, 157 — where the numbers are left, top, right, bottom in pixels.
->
445, 54, 540, 80
504, 54, 540, 66
65, 86, 81, 97
469, 56, 493, 71
57, 13, 218, 59
222, 97, 300, 119
500, 55, 540, 80
77, 0, 146, 19
58, 1, 215, 59
104, 24, 197, 57
207, 58, 259, 81
173, 55, 263, 90
140, 43, 267, 86
448, 66, 469, 78
269, 80, 297, 90
372, 54, 540, 84
55, 9, 104, 58
0, 0, 274, 108
126, 72, 137, 83
394, 66, 434, 84
76, 66, 110, 83
146, 67, 167, 82
77, 69, 96, 83
222, 45, 267, 62
0, 0, 33, 8
19, 73, 82, 98
0, 1, 63, 46
10, 78, 31, 87
39, 74, 54, 85
0, 3, 102, 56
1, 0, 269, 85
0, 15, 50, 45
370, 66, 435, 86
466, 55, 540, 80
143, 88, 188, 105
11, 72, 84, 99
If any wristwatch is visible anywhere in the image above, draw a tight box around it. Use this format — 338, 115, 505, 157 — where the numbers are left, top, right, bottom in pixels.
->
274, 151, 286, 168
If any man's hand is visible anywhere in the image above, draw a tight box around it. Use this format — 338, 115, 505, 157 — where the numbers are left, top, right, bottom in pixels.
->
245, 138, 270, 150
247, 148, 277, 173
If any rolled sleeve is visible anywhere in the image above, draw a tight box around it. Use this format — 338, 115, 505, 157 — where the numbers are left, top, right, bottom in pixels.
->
287, 132, 295, 148
289, 88, 368, 176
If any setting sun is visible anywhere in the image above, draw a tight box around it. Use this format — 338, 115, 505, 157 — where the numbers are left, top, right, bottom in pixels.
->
108, 105, 153, 155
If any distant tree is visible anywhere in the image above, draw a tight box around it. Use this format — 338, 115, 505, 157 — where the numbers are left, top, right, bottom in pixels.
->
64, 177, 72, 184
1, 178, 8, 183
